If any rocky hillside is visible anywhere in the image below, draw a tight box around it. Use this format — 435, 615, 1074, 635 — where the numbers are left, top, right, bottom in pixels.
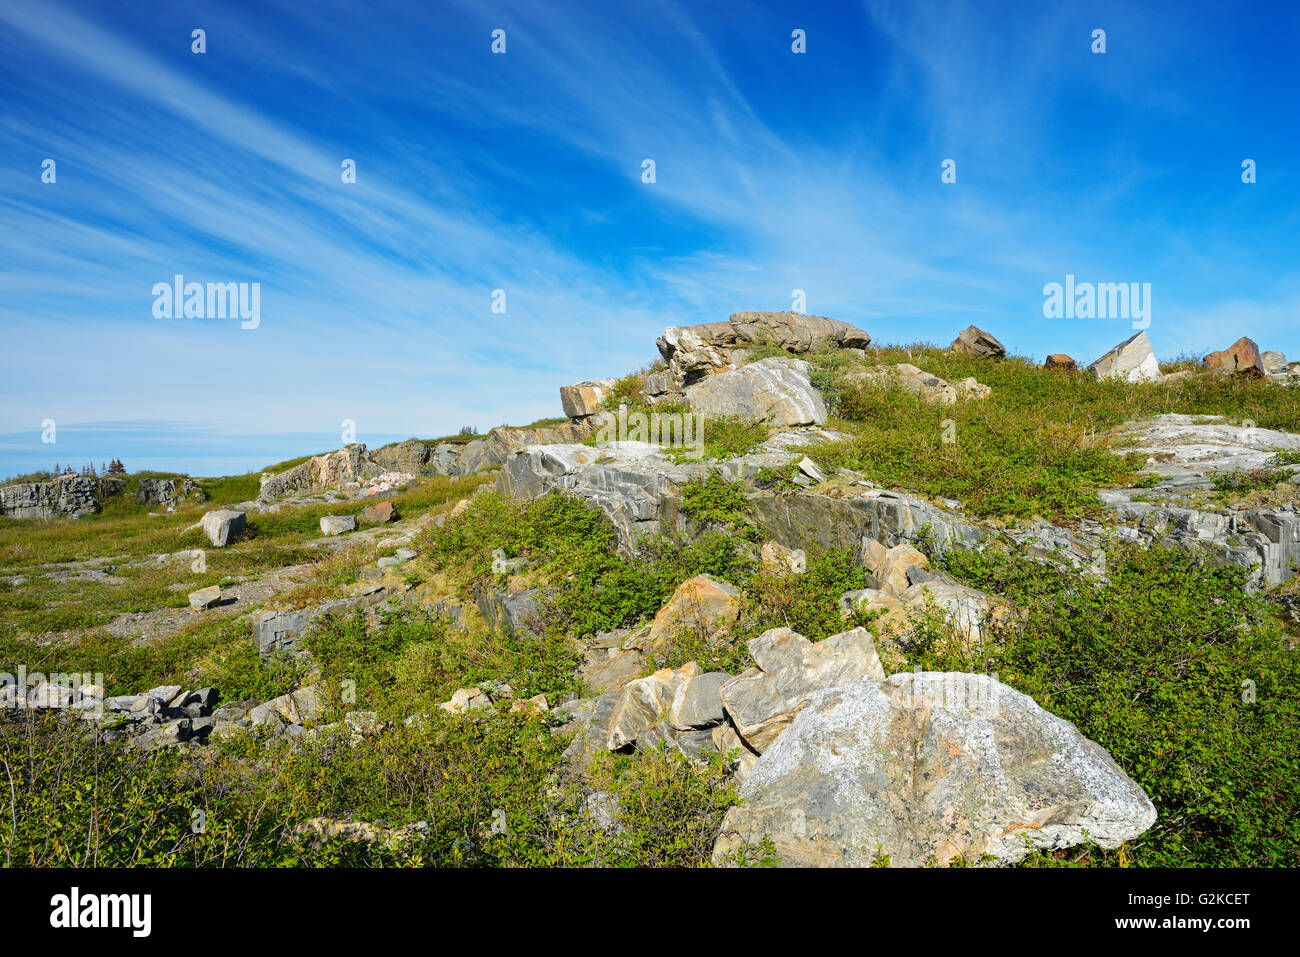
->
2, 311, 1298, 868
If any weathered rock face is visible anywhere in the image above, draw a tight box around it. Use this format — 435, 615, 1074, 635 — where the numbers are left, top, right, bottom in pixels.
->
199, 509, 246, 548
950, 325, 1005, 358
1044, 354, 1077, 372
1088, 331, 1161, 383
474, 583, 543, 638
371, 439, 450, 476
647, 574, 743, 650
0, 475, 110, 519
1117, 414, 1300, 478
748, 487, 983, 556
360, 501, 398, 523
656, 311, 870, 383
136, 478, 206, 507
497, 442, 695, 553
1203, 336, 1265, 377
560, 379, 616, 419
685, 357, 827, 426
452, 418, 610, 476
712, 673, 1157, 867
562, 662, 734, 764
1261, 350, 1288, 375
719, 627, 886, 753
259, 445, 382, 500
847, 364, 991, 405
728, 311, 872, 354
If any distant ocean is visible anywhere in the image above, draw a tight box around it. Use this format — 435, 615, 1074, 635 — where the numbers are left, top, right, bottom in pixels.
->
0, 423, 426, 482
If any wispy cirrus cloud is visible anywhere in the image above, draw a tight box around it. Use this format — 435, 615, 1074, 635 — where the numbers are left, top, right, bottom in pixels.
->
0, 0, 1297, 478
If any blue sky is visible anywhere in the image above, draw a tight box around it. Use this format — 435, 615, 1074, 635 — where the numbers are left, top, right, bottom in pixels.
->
1, 0, 1298, 478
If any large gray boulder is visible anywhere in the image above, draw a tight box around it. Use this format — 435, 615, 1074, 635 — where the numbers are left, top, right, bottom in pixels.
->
200, 509, 246, 547
713, 673, 1157, 867
950, 325, 1005, 358
1088, 331, 1161, 383
685, 357, 827, 426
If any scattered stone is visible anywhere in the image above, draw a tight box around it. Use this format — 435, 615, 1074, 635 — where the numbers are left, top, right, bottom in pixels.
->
320, 515, 357, 536
187, 585, 223, 610
440, 687, 494, 714
1044, 354, 1077, 372
796, 456, 826, 483
950, 325, 1005, 358
1203, 336, 1265, 377
360, 501, 398, 524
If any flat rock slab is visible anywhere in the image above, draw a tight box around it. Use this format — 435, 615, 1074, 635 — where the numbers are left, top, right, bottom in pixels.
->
1116, 413, 1300, 477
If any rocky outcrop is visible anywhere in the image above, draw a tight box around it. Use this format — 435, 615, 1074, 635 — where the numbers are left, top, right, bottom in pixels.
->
0, 475, 114, 519
684, 357, 827, 426
1117, 414, 1300, 478
136, 478, 205, 507
950, 325, 1005, 358
452, 417, 611, 475
1044, 354, 1077, 372
718, 627, 885, 753
712, 673, 1157, 867
1203, 337, 1265, 377
562, 662, 733, 765
847, 363, 991, 405
1088, 331, 1161, 383
259, 446, 384, 500
657, 311, 870, 383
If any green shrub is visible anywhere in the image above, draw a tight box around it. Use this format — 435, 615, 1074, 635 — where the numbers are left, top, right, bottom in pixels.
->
914, 541, 1300, 867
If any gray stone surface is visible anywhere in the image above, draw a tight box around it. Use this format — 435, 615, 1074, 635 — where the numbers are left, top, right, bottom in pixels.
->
1088, 331, 1161, 383
0, 475, 110, 519
713, 673, 1157, 867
